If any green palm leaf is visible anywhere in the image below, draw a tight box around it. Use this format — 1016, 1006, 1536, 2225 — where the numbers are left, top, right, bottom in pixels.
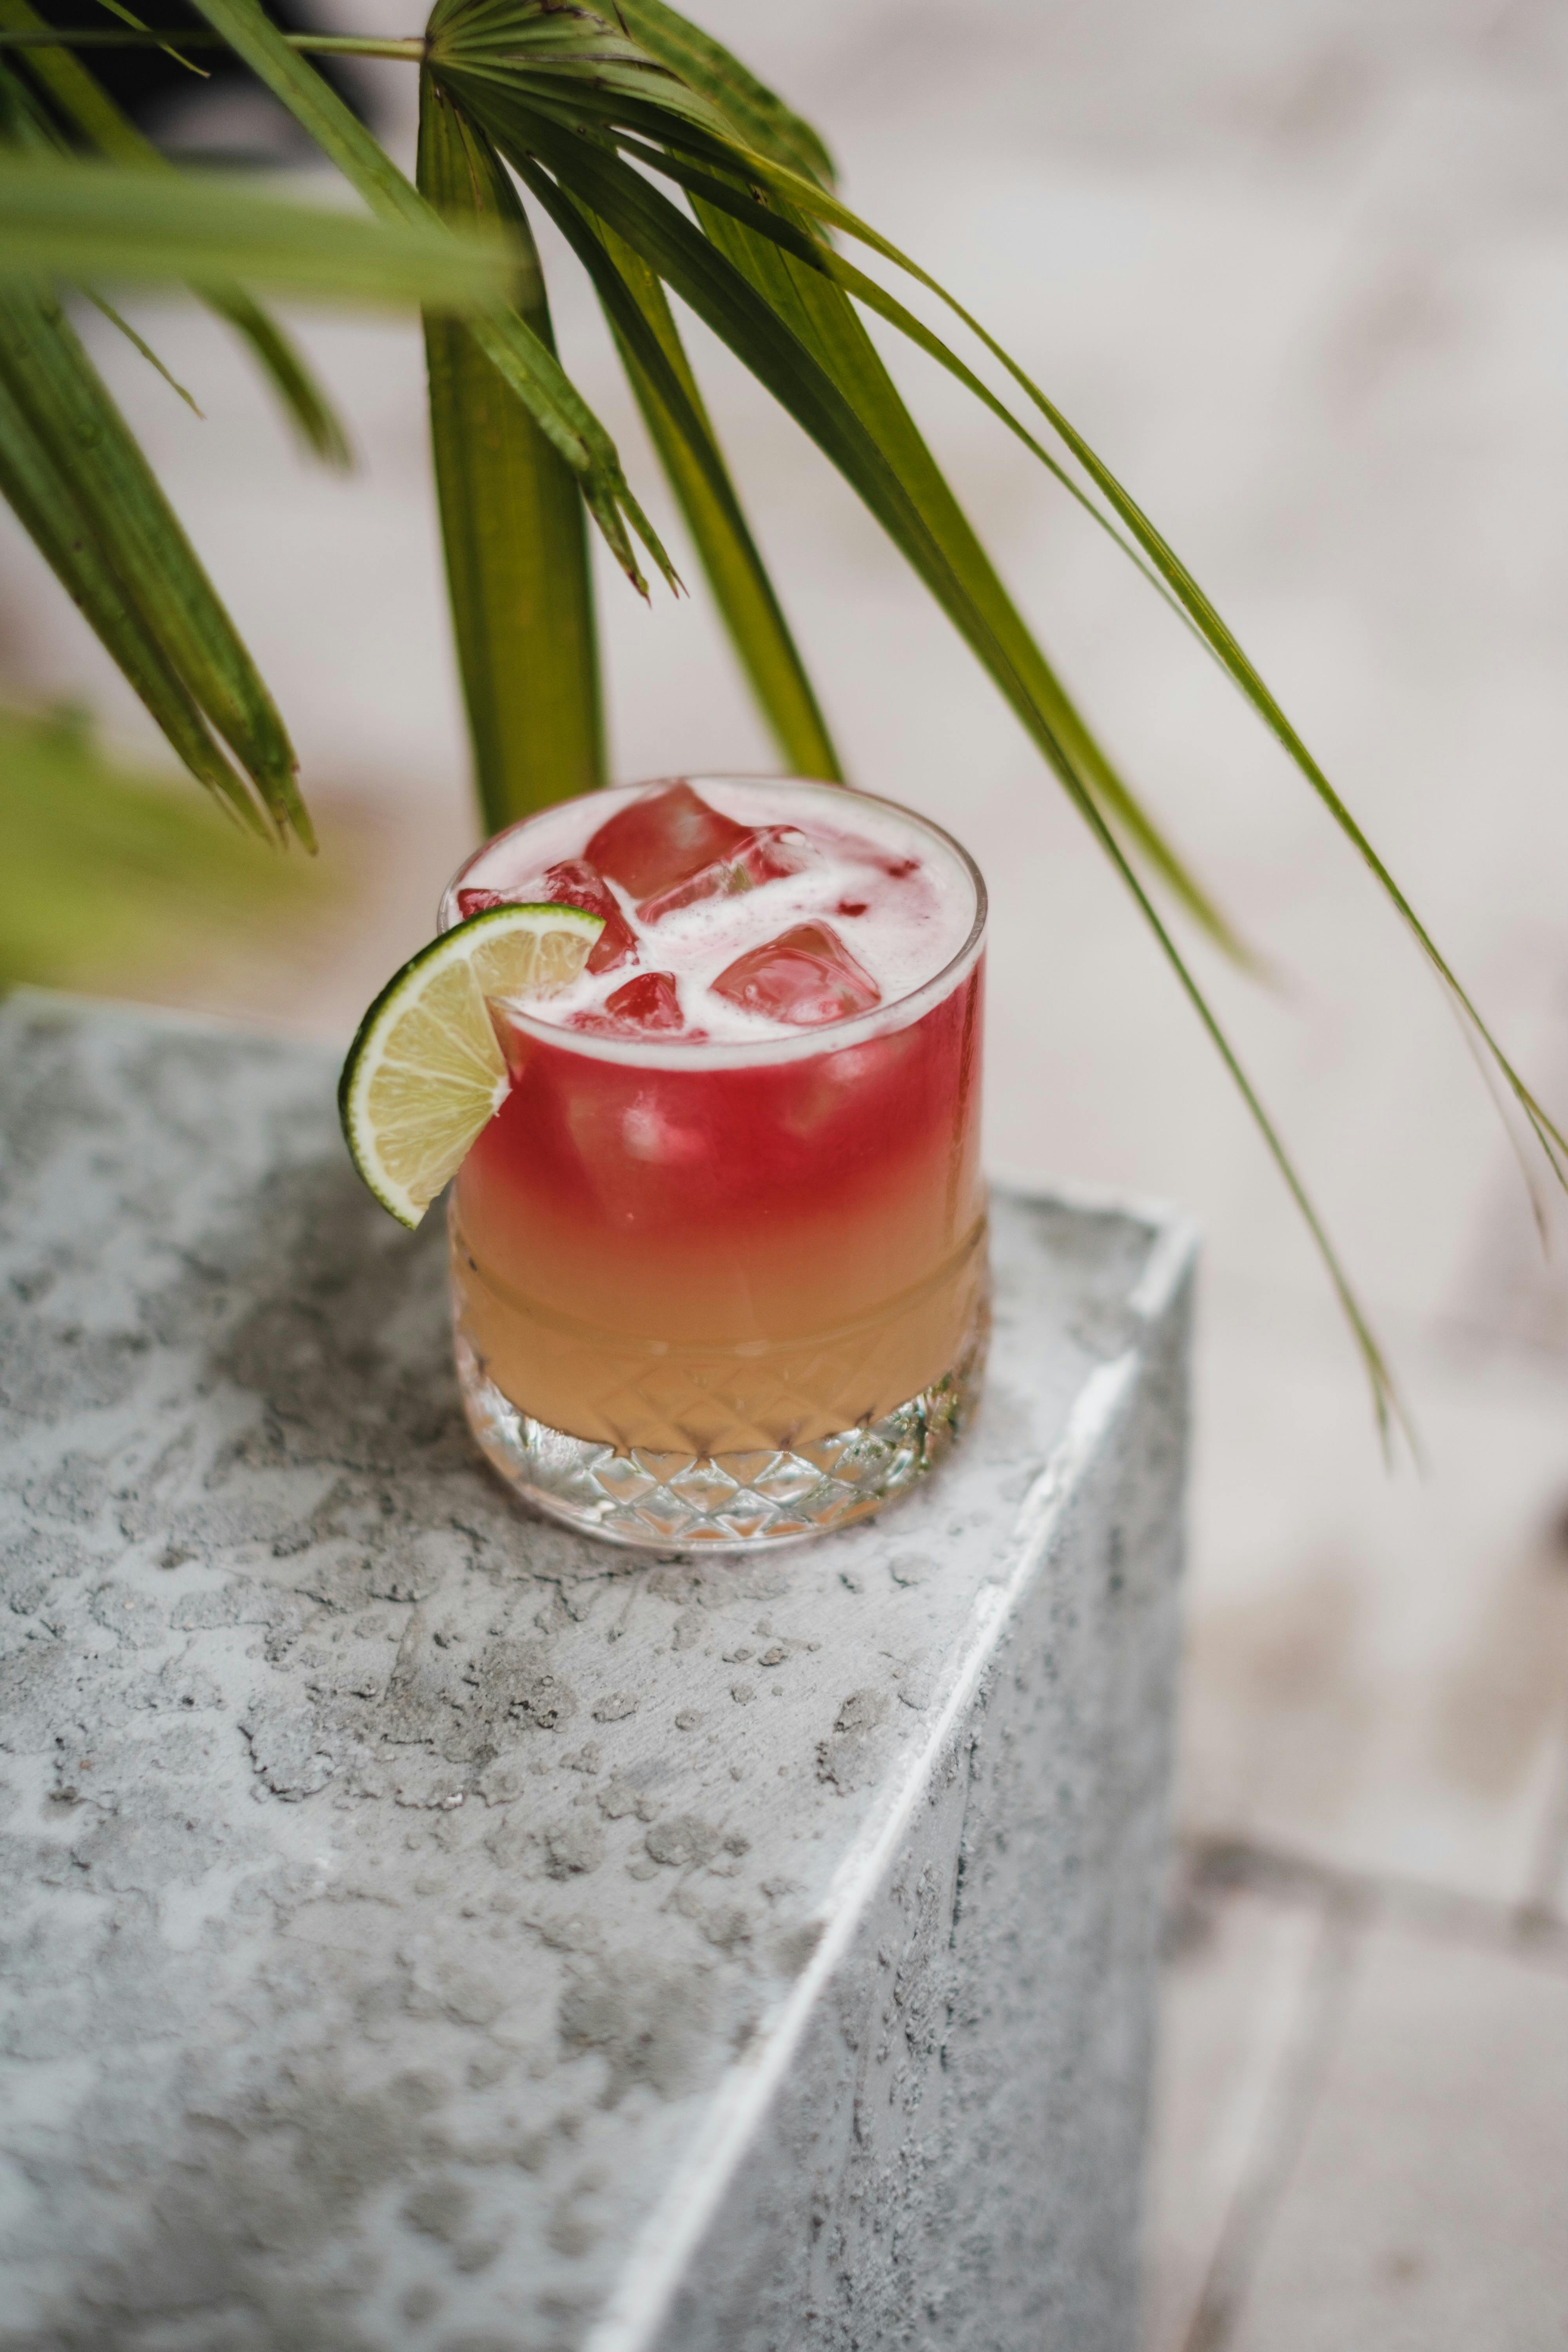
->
3, 0, 1545, 1437
615, 0, 834, 187
0, 0, 348, 463
0, 157, 521, 303
595, 216, 840, 781
450, 84, 1238, 933
0, 54, 304, 838
423, 78, 1406, 1438
426, 4, 1198, 639
450, 5, 1566, 1179
417, 73, 603, 829
182, 0, 677, 598
511, 151, 840, 780
0, 265, 309, 837
0, 360, 268, 832
575, 128, 1218, 642
0, 55, 519, 840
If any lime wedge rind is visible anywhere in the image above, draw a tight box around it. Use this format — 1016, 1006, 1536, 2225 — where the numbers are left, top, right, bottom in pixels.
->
339, 902, 605, 1229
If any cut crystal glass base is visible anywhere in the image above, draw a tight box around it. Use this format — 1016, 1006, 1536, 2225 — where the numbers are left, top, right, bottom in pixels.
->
454, 1315, 988, 1551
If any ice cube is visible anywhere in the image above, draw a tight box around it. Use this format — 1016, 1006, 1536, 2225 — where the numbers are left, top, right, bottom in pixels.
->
572, 971, 686, 1036
538, 860, 638, 973
457, 860, 636, 973
584, 782, 753, 906
637, 825, 818, 924
710, 922, 881, 1027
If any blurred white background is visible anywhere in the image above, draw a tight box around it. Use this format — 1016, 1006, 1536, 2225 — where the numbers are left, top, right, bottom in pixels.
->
2, 4, 1566, 2342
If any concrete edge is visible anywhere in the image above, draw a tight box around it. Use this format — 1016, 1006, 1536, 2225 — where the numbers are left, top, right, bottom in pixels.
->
583, 1190, 1198, 2352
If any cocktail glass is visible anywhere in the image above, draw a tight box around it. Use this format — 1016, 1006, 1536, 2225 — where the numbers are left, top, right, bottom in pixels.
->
441, 776, 988, 1549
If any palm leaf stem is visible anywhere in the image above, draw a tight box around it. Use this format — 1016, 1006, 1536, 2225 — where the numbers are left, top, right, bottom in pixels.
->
87, 291, 200, 409
0, 27, 427, 57
417, 75, 603, 829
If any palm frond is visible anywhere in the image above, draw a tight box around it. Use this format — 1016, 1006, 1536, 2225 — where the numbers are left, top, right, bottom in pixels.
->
614, 0, 834, 187
0, 156, 518, 304
454, 83, 1241, 938
0, 34, 528, 838
0, 0, 347, 462
431, 2, 1568, 1185
0, 268, 310, 837
0, 53, 302, 837
434, 63, 1408, 1430
513, 152, 841, 780
182, 0, 677, 596
0, 0, 1540, 1438
0, 359, 267, 831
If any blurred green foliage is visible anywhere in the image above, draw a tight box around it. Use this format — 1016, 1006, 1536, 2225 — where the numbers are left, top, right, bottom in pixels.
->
0, 700, 312, 990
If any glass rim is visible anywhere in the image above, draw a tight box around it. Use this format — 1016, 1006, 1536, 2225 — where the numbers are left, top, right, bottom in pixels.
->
438, 773, 987, 1072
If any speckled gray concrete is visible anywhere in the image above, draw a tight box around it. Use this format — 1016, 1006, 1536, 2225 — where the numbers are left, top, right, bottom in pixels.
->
0, 991, 1191, 2352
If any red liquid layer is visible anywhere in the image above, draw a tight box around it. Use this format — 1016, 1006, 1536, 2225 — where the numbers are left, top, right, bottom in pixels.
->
451, 960, 986, 1454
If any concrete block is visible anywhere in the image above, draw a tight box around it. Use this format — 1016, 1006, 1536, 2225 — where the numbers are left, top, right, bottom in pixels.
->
0, 993, 1192, 2352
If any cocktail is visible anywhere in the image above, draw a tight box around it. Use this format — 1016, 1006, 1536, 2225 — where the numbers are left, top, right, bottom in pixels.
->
341, 777, 987, 1548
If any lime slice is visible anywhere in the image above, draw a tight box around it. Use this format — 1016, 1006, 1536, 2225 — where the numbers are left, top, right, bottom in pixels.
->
339, 902, 604, 1228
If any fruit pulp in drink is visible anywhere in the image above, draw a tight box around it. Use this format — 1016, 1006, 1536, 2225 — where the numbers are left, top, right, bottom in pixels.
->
443, 777, 986, 1456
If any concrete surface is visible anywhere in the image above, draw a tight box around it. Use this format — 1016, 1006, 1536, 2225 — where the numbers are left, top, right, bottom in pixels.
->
0, 991, 1192, 2352
3, 2, 1568, 2342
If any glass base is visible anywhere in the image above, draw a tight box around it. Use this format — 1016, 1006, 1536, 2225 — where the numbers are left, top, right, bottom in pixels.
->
454, 1317, 988, 1552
